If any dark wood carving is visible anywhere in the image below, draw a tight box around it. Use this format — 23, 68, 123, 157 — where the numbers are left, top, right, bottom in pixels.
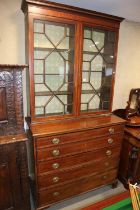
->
0, 87, 7, 121
0, 65, 27, 136
0, 135, 31, 210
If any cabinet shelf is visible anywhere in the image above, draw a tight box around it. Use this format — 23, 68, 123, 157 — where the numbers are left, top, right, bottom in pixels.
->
34, 47, 72, 53
35, 91, 73, 96
35, 90, 100, 96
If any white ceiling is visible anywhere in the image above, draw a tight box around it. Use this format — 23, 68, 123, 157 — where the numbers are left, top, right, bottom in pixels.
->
48, 0, 140, 23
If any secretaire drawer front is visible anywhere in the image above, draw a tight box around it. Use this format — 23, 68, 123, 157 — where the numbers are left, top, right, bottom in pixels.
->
37, 157, 119, 189
36, 133, 123, 160
36, 125, 124, 148
38, 169, 118, 207
37, 146, 121, 174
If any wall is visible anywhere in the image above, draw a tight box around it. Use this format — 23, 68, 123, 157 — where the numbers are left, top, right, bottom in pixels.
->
113, 20, 140, 110
0, 0, 140, 114
0, 0, 27, 115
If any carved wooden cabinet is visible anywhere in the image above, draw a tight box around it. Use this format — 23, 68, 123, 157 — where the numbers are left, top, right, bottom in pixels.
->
21, 0, 125, 209
0, 135, 30, 210
119, 127, 140, 188
0, 65, 30, 210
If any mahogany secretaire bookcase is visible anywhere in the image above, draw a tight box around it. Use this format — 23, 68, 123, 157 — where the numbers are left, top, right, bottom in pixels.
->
0, 65, 30, 210
21, 0, 125, 209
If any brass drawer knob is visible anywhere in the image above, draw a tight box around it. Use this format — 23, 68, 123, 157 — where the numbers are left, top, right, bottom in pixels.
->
53, 176, 60, 183
52, 138, 60, 144
108, 138, 113, 144
106, 150, 112, 156
52, 149, 60, 156
52, 163, 60, 169
102, 175, 107, 180
53, 192, 60, 196
109, 128, 114, 134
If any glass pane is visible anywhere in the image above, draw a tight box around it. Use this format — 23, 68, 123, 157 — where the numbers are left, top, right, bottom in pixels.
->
45, 97, 64, 114
45, 52, 64, 74
82, 62, 90, 71
91, 55, 103, 71
34, 21, 44, 33
90, 72, 102, 89
35, 96, 51, 107
81, 26, 115, 112
81, 94, 93, 103
34, 60, 44, 74
34, 34, 53, 48
92, 30, 105, 50
35, 84, 49, 92
82, 72, 90, 83
35, 107, 44, 115
83, 39, 98, 52
45, 24, 65, 46
81, 103, 88, 111
45, 75, 64, 91
89, 95, 100, 110
84, 28, 91, 39
82, 83, 93, 91
33, 19, 75, 117
34, 50, 49, 59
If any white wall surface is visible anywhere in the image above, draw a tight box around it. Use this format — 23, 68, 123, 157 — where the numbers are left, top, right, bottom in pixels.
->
0, 0, 27, 115
113, 20, 140, 110
0, 0, 25, 64
0, 0, 140, 114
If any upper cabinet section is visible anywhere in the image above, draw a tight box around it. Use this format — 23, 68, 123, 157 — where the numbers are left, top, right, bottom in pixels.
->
22, 0, 123, 122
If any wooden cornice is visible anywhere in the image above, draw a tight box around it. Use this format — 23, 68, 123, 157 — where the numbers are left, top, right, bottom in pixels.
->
21, 0, 124, 23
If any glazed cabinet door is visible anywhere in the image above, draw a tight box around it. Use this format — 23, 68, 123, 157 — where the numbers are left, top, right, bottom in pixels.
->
33, 18, 77, 118
80, 26, 116, 113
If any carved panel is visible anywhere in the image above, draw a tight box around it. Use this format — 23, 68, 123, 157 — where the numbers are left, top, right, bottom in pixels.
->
0, 65, 27, 136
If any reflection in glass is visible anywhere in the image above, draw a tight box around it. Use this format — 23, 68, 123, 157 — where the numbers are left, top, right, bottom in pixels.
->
33, 19, 75, 116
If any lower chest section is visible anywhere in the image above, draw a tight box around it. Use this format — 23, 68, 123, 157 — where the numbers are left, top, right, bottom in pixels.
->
33, 123, 124, 209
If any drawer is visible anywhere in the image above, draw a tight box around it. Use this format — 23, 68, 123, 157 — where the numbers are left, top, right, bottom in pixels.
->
35, 125, 124, 148
37, 146, 121, 174
37, 157, 119, 189
36, 133, 123, 160
37, 168, 118, 207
